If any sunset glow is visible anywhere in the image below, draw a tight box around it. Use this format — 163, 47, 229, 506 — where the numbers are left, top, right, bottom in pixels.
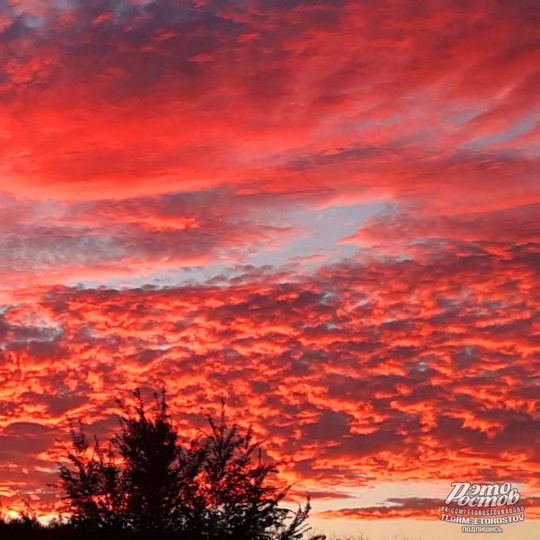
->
0, 1, 539, 538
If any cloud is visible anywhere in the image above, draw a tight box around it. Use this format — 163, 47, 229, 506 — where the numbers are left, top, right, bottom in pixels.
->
0, 189, 304, 291
0, 242, 539, 512
0, 0, 537, 299
0, 0, 538, 525
0, 0, 537, 203
318, 496, 540, 521
317, 497, 441, 520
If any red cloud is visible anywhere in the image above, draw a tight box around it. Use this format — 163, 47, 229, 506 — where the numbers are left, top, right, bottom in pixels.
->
0, 0, 537, 204
0, 0, 538, 527
0, 245, 539, 514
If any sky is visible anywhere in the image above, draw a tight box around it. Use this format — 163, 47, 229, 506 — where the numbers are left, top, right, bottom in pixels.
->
0, 0, 539, 538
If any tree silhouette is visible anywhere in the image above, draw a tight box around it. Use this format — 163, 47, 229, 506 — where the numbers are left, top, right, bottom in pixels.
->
194, 400, 312, 540
55, 389, 318, 540
57, 422, 124, 532
112, 389, 205, 536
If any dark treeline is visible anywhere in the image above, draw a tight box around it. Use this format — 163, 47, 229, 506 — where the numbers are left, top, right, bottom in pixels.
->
0, 390, 325, 540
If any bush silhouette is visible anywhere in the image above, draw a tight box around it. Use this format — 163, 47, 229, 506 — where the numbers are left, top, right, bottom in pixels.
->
54, 389, 315, 540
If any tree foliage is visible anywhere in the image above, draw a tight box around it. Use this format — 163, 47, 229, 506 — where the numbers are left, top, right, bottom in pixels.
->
57, 422, 124, 532
54, 390, 318, 540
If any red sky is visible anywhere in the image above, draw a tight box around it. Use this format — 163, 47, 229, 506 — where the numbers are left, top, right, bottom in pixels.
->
0, 0, 539, 537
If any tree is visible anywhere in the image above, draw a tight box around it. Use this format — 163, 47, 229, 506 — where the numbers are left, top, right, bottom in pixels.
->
56, 389, 317, 540
112, 389, 205, 536
58, 390, 205, 538
194, 401, 312, 540
57, 422, 125, 533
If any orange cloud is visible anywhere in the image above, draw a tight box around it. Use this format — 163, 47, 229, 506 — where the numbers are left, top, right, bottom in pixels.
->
0, 245, 539, 514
